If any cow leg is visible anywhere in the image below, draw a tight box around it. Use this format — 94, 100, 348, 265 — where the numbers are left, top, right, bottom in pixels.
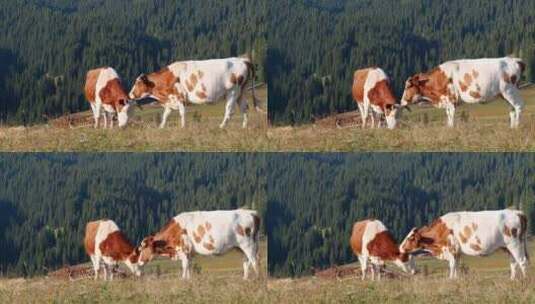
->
502, 88, 524, 128
357, 103, 368, 129
169, 95, 186, 128
509, 255, 519, 280
178, 252, 190, 280
242, 259, 251, 280
102, 263, 108, 281
102, 111, 108, 129
239, 94, 249, 128
220, 89, 238, 128
91, 255, 100, 281
506, 244, 528, 279
177, 100, 186, 128
444, 102, 456, 127
108, 112, 114, 129
92, 103, 101, 129
160, 106, 172, 129
376, 265, 382, 281
447, 257, 457, 279
240, 243, 259, 279
358, 255, 368, 280
109, 264, 115, 281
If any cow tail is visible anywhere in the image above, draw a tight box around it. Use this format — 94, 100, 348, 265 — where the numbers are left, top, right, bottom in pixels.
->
251, 212, 261, 263
522, 213, 529, 263
244, 57, 263, 113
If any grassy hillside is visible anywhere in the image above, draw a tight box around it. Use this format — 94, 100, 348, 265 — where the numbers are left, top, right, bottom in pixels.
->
0, 242, 268, 303
0, 87, 267, 151
266, 240, 535, 304
266, 86, 535, 151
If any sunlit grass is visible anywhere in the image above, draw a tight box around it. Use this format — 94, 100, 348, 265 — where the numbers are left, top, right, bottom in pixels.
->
0, 242, 267, 304
266, 240, 535, 304
267, 86, 535, 151
0, 88, 268, 152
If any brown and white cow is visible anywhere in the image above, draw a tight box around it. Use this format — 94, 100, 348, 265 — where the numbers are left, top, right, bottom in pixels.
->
84, 67, 133, 128
401, 57, 526, 128
400, 209, 529, 279
129, 57, 260, 129
138, 209, 261, 280
350, 219, 415, 280
84, 219, 141, 280
352, 67, 404, 129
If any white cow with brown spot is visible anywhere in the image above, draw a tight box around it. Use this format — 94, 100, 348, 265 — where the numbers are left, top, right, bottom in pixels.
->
350, 219, 416, 280
400, 209, 529, 279
138, 209, 261, 280
352, 67, 404, 129
84, 67, 133, 128
129, 57, 260, 129
84, 219, 141, 281
401, 57, 526, 128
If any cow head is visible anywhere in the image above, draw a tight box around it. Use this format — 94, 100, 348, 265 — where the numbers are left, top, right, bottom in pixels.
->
124, 247, 142, 277
129, 74, 155, 100
137, 236, 176, 266
401, 75, 429, 106
115, 98, 135, 128
384, 104, 402, 129
394, 252, 417, 275
400, 227, 423, 253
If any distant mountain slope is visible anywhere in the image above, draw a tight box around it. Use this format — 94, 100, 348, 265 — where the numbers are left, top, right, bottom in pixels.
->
0, 0, 266, 125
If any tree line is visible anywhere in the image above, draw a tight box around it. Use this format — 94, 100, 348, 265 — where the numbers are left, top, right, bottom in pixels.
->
0, 0, 266, 125
267, 0, 535, 125
267, 154, 535, 277
0, 154, 266, 277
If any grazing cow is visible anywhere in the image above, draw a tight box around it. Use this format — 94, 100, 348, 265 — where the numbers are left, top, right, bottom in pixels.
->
84, 219, 141, 280
138, 209, 261, 280
400, 209, 529, 279
352, 67, 404, 129
350, 219, 416, 280
401, 57, 526, 128
84, 67, 133, 128
129, 57, 260, 129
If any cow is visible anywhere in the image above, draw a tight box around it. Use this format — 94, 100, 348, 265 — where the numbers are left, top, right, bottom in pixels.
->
400, 57, 526, 128
84, 219, 141, 281
352, 67, 404, 129
137, 209, 261, 280
129, 57, 260, 129
400, 209, 529, 279
350, 219, 416, 280
84, 67, 133, 128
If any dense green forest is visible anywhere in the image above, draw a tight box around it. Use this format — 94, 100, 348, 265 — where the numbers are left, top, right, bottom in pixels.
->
0, 154, 266, 276
267, 154, 535, 277
267, 0, 535, 125
0, 0, 266, 125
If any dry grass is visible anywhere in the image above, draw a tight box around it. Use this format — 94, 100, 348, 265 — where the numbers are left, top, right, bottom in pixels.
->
0, 88, 268, 152
266, 241, 535, 304
0, 242, 268, 303
268, 86, 535, 151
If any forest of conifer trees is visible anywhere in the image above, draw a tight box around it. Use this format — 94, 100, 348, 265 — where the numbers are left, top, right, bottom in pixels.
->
267, 0, 535, 125
267, 154, 535, 277
0, 154, 266, 276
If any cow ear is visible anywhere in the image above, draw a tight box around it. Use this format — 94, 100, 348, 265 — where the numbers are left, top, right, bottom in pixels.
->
152, 240, 168, 251
419, 236, 434, 244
